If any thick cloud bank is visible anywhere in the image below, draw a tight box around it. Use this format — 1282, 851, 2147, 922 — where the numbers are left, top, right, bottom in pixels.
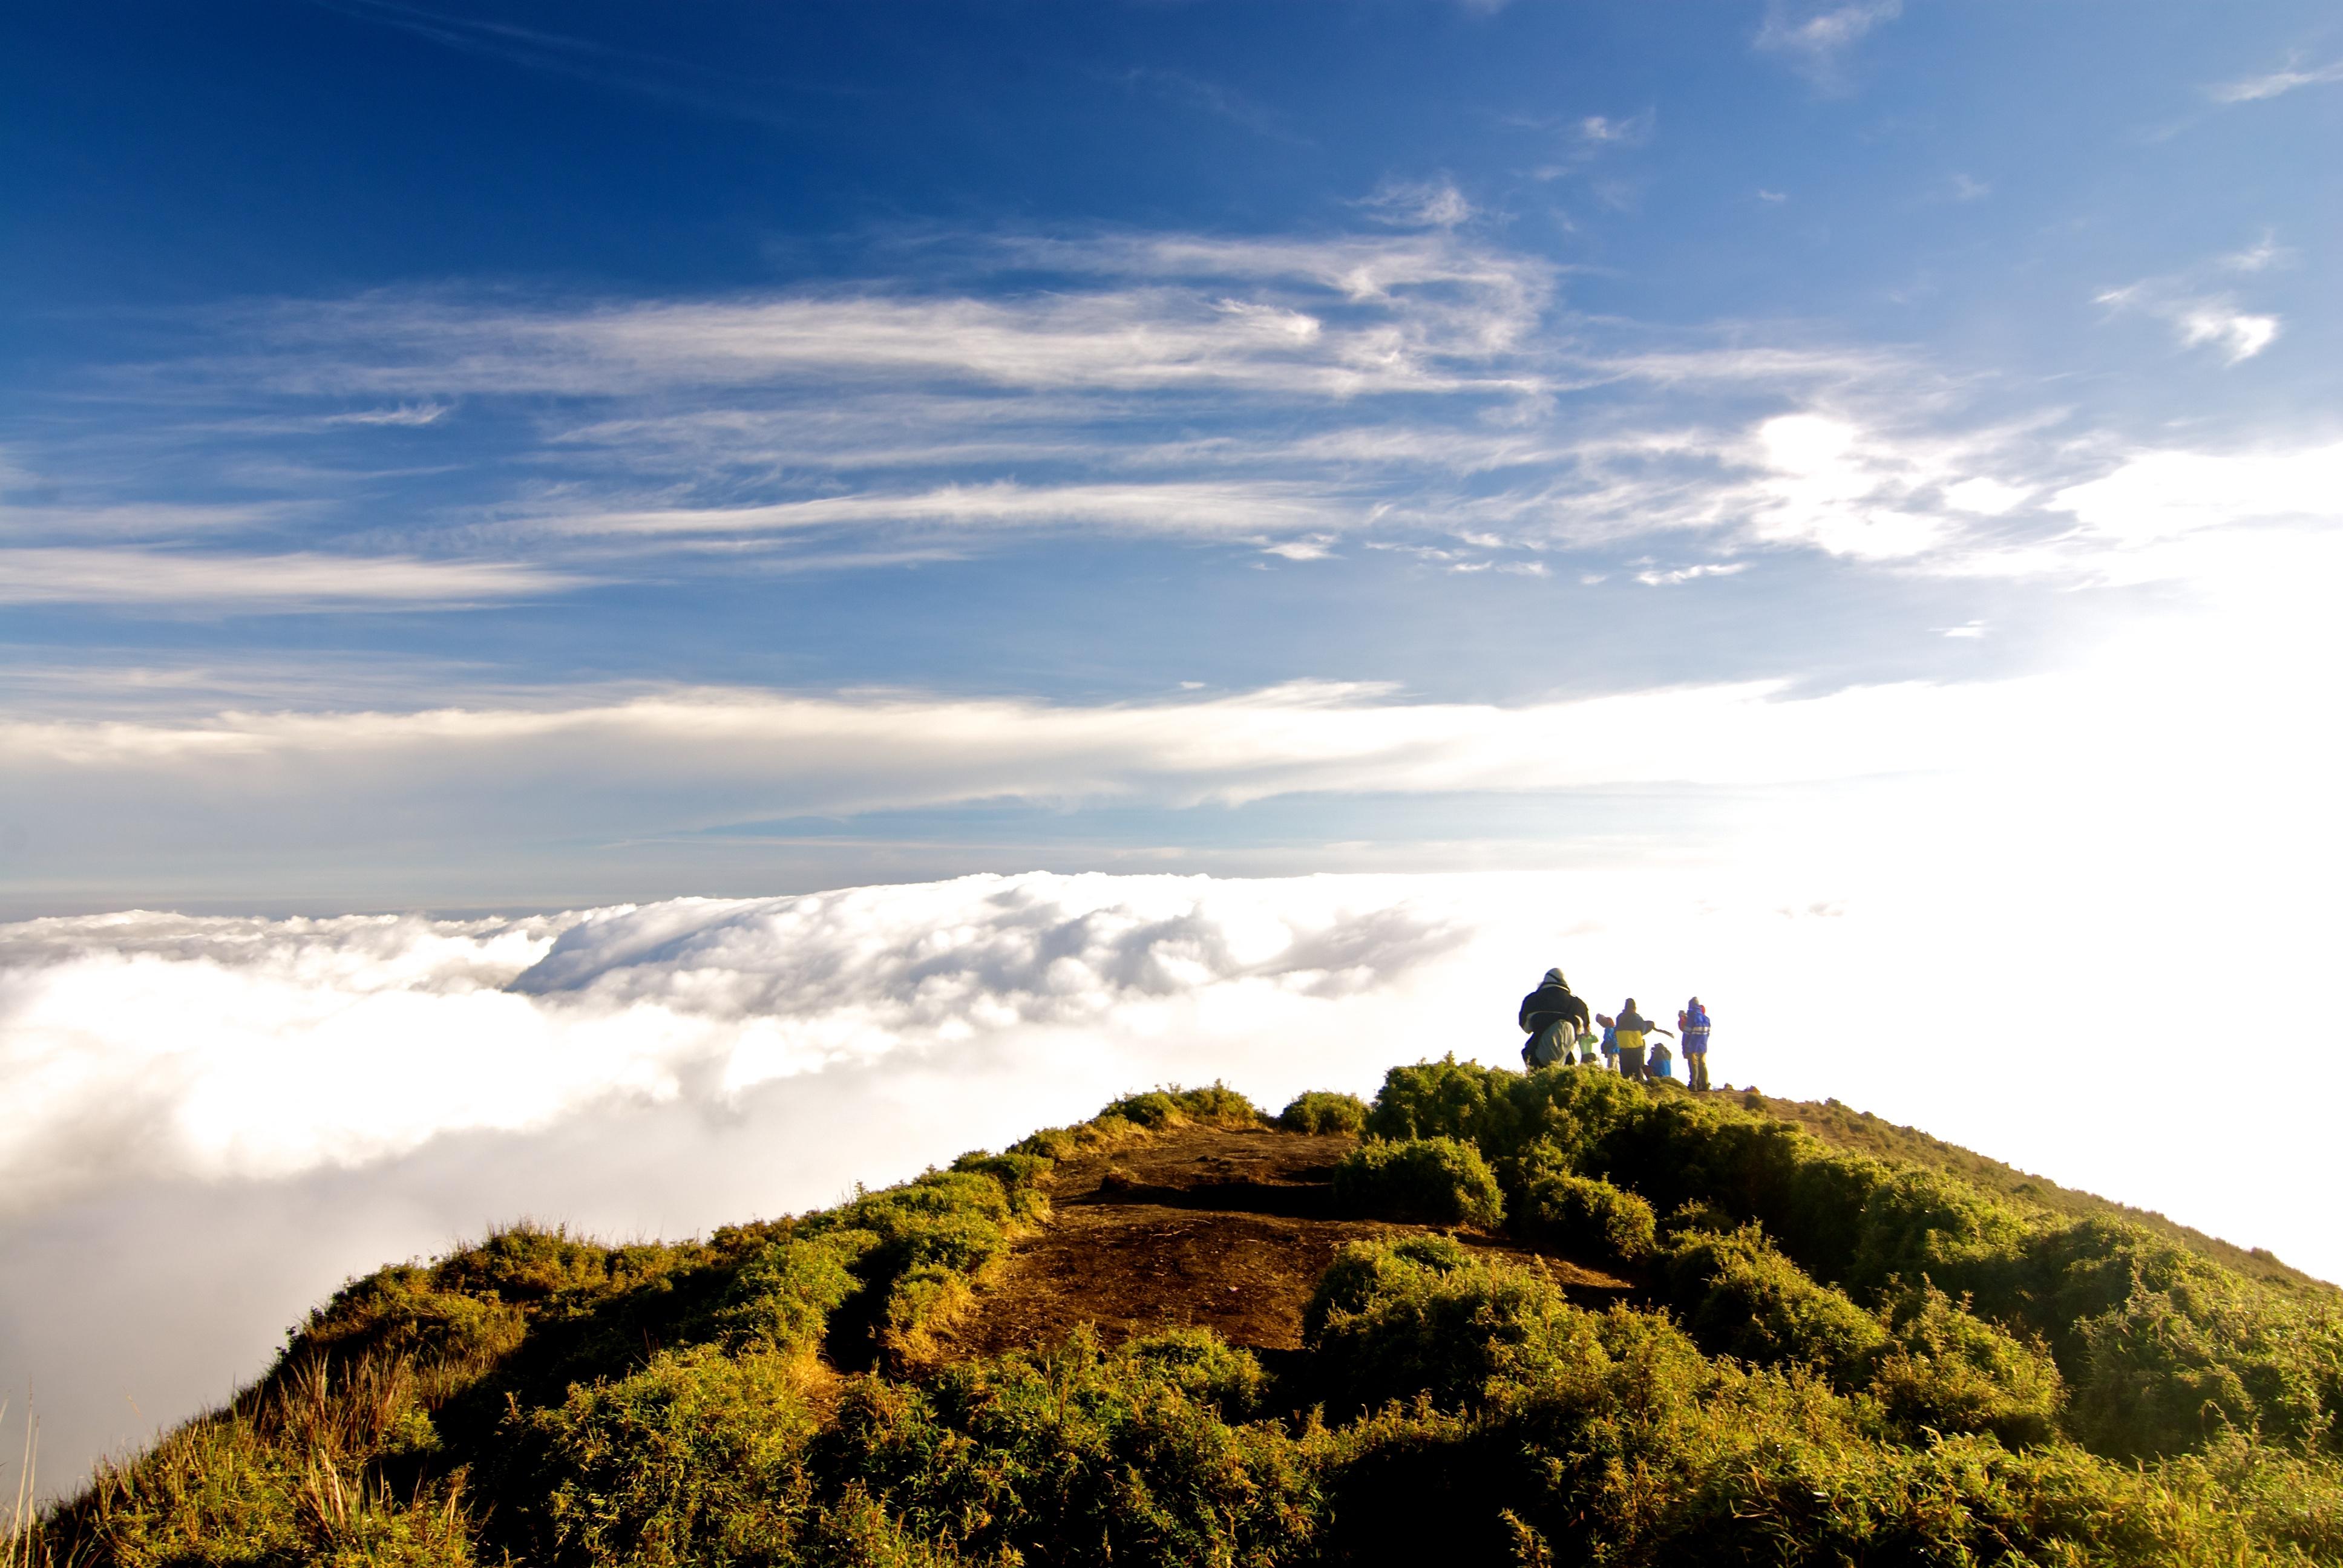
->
0, 875, 1475, 1214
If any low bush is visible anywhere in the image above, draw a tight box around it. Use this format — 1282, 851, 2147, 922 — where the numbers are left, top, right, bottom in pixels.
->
1116, 1325, 1270, 1422
1332, 1137, 1504, 1229
1305, 1237, 1599, 1414
813, 1330, 1318, 1567
947, 1150, 1055, 1221
1869, 1282, 2065, 1447
1659, 1224, 1887, 1383
714, 1232, 873, 1354
521, 1344, 821, 1566
1101, 1082, 1262, 1131
1277, 1089, 1368, 1135
1509, 1166, 1657, 1263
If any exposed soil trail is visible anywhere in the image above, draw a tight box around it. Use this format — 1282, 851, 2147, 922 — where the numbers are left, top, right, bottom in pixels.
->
942, 1123, 1635, 1362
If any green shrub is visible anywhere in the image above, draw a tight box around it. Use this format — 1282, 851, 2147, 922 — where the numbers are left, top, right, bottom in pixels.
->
947, 1150, 1054, 1222
1173, 1082, 1263, 1124
1104, 1089, 1188, 1129
1277, 1089, 1368, 1135
1360, 1055, 1519, 1150
2067, 1263, 2342, 1459
1117, 1326, 1269, 1422
1304, 1237, 1601, 1413
1660, 1225, 1888, 1383
812, 1169, 1018, 1282
1008, 1124, 1083, 1160
1332, 1137, 1504, 1228
292, 1267, 528, 1399
522, 1344, 819, 1566
427, 1223, 706, 1310
713, 1232, 874, 1354
1868, 1282, 2065, 1447
1101, 1082, 1260, 1131
814, 1331, 1317, 1566
1510, 1168, 1657, 1263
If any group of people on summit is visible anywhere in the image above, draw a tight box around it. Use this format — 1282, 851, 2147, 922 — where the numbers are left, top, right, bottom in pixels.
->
1516, 969, 1715, 1091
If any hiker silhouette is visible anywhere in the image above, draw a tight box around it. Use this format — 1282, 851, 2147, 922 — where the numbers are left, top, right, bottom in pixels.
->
1517, 967, 1590, 1068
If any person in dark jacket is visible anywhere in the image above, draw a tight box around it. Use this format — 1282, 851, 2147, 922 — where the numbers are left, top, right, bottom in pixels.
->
1610, 999, 1674, 1083
1518, 967, 1589, 1069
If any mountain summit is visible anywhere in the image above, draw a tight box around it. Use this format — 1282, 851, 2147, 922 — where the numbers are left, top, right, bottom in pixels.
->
30, 1060, 2343, 1566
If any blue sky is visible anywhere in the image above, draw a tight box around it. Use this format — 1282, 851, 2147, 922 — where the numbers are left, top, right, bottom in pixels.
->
7, 0, 2340, 912
9, 0, 2333, 904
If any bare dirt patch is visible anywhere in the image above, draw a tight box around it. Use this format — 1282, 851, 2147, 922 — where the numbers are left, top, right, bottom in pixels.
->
940, 1123, 1634, 1361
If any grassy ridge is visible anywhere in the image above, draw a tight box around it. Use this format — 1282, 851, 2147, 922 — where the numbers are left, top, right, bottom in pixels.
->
24, 1069, 2343, 1566
1750, 1091, 2335, 1296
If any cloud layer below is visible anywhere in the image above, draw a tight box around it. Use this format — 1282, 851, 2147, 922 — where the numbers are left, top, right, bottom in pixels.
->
0, 874, 1477, 1209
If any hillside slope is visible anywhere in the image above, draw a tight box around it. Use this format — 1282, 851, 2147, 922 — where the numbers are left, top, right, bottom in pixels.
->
25, 1065, 2343, 1567
1746, 1091, 2335, 1296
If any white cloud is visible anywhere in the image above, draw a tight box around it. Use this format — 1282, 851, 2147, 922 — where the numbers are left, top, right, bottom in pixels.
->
0, 548, 577, 608
32, 222, 2298, 591
2177, 304, 2279, 363
1755, 0, 1902, 83
1948, 173, 1991, 202
317, 402, 453, 426
0, 502, 306, 542
1633, 561, 1748, 586
1738, 413, 1946, 559
0, 875, 1482, 1207
1578, 110, 1654, 146
1942, 477, 2029, 515
2207, 56, 2343, 104
546, 480, 1345, 539
2096, 260, 2282, 365
0, 675, 2028, 836
1259, 534, 1338, 561
2219, 232, 2287, 273
2048, 441, 2343, 541
238, 234, 1550, 402
1357, 177, 1474, 230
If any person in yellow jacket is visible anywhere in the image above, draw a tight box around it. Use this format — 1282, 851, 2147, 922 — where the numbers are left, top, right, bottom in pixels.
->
1608, 999, 1674, 1083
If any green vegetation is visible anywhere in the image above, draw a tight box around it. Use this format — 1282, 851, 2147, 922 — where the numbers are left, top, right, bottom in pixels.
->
1501, 1150, 1656, 1263
27, 1061, 2343, 1567
1331, 1136, 1505, 1229
1276, 1091, 1367, 1135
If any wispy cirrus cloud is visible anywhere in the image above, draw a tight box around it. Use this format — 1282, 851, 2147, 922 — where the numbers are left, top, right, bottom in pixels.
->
541, 480, 1349, 542
2207, 55, 2343, 104
1755, 0, 1902, 88
0, 547, 578, 608
19, 220, 2327, 610
2096, 283, 2279, 364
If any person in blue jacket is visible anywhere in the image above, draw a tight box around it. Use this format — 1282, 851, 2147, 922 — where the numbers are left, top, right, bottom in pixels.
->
1679, 997, 1714, 1092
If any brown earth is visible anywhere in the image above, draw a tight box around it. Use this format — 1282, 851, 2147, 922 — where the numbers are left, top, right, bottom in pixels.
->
937, 1123, 1636, 1362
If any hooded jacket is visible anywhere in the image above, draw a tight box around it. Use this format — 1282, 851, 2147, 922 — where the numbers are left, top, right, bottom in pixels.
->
1518, 969, 1590, 1034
